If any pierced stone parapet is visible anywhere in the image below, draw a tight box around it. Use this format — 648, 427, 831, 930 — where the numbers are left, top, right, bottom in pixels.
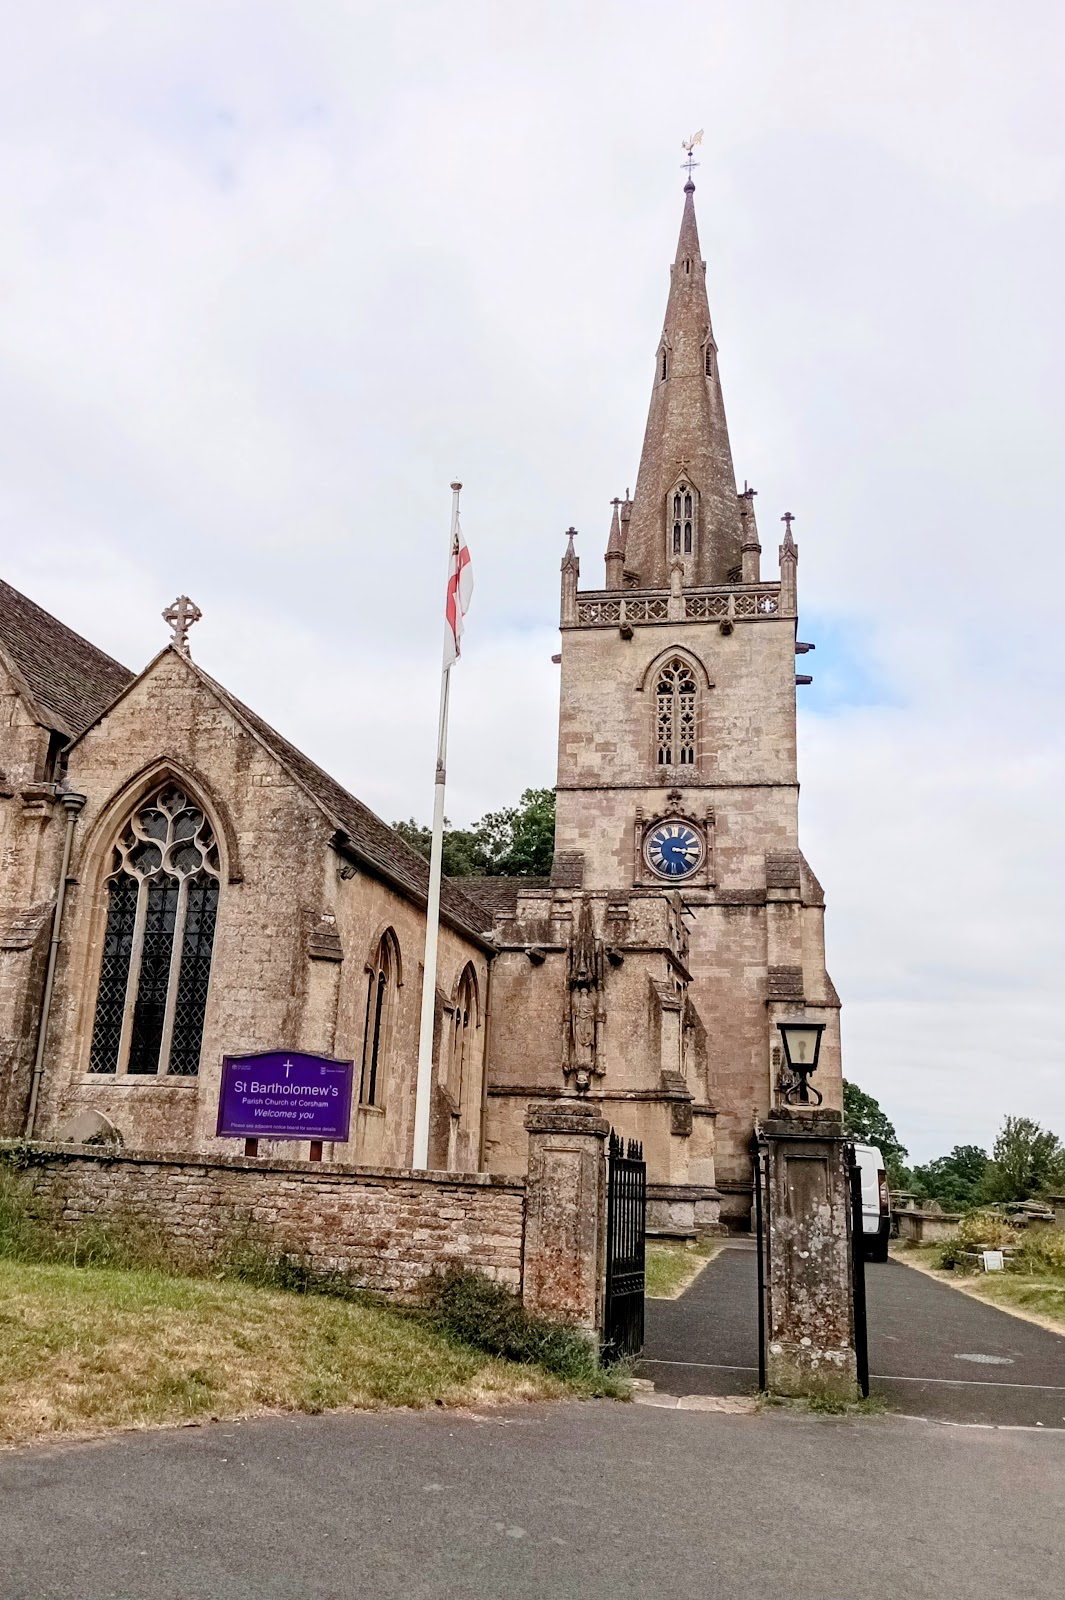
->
571, 583, 781, 628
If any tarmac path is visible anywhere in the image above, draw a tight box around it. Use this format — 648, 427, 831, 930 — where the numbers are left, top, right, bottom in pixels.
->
2, 1402, 1064, 1599
638, 1241, 1065, 1426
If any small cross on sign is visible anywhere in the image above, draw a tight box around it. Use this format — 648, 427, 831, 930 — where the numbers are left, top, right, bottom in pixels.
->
163, 595, 202, 656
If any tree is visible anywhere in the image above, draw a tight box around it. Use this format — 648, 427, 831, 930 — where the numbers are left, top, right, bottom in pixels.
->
474, 788, 556, 876
842, 1080, 909, 1186
980, 1116, 1065, 1203
909, 1145, 989, 1212
393, 787, 556, 878
391, 818, 489, 878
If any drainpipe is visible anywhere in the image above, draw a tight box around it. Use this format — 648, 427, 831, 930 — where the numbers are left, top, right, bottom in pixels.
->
25, 790, 87, 1138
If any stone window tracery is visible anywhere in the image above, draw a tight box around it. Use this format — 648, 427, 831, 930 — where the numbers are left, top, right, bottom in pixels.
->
89, 784, 220, 1077
655, 658, 698, 768
669, 482, 697, 557
360, 931, 398, 1107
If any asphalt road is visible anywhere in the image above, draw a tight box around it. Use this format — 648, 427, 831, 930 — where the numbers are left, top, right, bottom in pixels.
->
2, 1402, 1064, 1600
639, 1243, 1065, 1426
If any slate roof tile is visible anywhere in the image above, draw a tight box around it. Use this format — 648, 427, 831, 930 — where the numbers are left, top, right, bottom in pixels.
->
0, 579, 133, 737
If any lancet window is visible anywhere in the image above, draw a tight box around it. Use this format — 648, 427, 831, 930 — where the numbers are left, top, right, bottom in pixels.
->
89, 784, 220, 1077
670, 483, 696, 556
449, 966, 477, 1105
655, 658, 698, 768
360, 931, 398, 1107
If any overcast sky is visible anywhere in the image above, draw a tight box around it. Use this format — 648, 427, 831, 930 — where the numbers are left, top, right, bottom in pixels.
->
1, 2, 1062, 1162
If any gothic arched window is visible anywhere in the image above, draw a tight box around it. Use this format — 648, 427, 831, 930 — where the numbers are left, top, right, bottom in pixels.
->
670, 482, 696, 557
446, 964, 478, 1169
655, 658, 698, 768
89, 784, 220, 1077
360, 931, 398, 1107
449, 966, 477, 1104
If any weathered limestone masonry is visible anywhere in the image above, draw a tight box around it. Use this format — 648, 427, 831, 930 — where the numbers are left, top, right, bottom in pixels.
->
483, 178, 842, 1231
759, 1110, 859, 1401
9, 1108, 611, 1328
15, 1143, 525, 1296
0, 581, 494, 1175
522, 1101, 608, 1330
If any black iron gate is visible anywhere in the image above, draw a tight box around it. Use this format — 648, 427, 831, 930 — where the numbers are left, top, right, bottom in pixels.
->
603, 1130, 646, 1361
753, 1136, 768, 1390
847, 1144, 870, 1398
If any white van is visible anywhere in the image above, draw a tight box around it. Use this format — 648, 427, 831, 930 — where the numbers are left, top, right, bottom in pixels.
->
853, 1142, 891, 1262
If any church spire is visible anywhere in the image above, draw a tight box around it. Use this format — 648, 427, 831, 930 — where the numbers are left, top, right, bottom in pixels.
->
621, 180, 743, 588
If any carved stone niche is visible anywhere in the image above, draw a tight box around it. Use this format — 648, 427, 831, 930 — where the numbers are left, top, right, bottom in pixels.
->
632, 799, 715, 890
564, 897, 606, 1094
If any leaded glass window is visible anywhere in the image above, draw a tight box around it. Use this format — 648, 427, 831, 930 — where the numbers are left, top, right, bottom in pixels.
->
88, 785, 221, 1077
655, 658, 698, 768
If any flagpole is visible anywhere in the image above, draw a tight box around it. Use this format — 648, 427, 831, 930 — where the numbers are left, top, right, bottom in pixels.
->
412, 481, 462, 1170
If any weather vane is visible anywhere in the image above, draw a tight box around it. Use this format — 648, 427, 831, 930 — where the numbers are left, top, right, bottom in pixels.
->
681, 129, 703, 181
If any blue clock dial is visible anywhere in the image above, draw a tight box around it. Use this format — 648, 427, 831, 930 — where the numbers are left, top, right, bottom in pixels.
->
645, 819, 703, 879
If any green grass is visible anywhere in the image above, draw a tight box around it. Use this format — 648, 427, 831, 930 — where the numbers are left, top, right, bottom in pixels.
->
894, 1240, 1065, 1335
0, 1162, 628, 1447
795, 1392, 890, 1417
0, 1257, 579, 1448
645, 1238, 722, 1299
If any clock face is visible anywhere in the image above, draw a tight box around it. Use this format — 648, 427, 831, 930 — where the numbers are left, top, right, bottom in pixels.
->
644, 819, 703, 880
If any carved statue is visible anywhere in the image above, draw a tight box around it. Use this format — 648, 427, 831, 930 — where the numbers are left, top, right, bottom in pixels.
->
566, 897, 605, 1092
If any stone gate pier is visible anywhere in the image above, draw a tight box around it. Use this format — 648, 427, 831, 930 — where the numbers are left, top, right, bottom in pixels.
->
757, 1109, 860, 1402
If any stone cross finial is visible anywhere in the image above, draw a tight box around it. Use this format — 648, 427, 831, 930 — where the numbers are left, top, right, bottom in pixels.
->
163, 595, 202, 656
781, 511, 795, 534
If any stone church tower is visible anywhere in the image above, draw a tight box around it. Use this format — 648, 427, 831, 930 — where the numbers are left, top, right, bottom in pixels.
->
484, 179, 841, 1229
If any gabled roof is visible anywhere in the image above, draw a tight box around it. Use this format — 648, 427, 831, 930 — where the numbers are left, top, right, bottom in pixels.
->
183, 658, 497, 951
0, 579, 134, 738
2, 577, 495, 950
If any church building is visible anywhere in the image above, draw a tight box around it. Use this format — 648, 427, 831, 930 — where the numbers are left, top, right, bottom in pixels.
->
0, 177, 840, 1232
483, 176, 841, 1228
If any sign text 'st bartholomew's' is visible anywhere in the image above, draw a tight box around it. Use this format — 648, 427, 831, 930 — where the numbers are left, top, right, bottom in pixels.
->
217, 1051, 354, 1142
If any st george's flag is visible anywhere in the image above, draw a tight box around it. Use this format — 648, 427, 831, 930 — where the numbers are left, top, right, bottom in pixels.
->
443, 523, 473, 667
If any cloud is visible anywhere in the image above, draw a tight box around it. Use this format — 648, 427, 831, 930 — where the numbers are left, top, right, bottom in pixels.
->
1, 1, 1062, 1159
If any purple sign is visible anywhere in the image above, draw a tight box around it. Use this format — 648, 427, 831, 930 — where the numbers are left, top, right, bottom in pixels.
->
217, 1051, 354, 1142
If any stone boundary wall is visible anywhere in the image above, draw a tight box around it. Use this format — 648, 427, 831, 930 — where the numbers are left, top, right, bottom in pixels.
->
12, 1144, 526, 1299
